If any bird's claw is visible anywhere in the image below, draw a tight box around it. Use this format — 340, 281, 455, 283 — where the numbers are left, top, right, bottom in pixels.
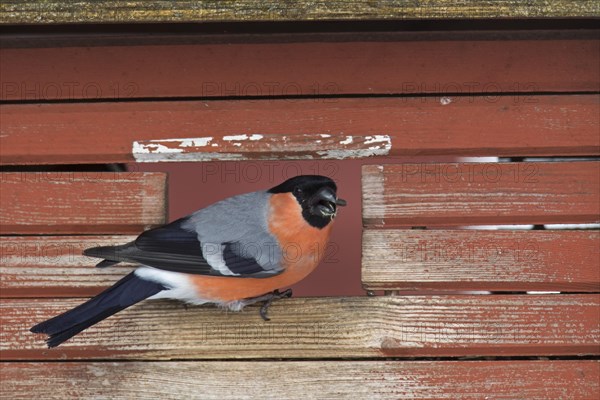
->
260, 289, 293, 321
244, 289, 292, 321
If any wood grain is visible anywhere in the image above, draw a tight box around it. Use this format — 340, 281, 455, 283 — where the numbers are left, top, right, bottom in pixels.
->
0, 236, 137, 298
362, 230, 600, 292
5, 231, 598, 298
362, 162, 600, 227
2, 95, 598, 164
0, 172, 167, 234
2, 39, 598, 101
1, 1, 598, 24
0, 361, 597, 400
3, 295, 598, 360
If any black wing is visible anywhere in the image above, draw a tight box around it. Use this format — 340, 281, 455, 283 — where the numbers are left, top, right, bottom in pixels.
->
83, 217, 280, 278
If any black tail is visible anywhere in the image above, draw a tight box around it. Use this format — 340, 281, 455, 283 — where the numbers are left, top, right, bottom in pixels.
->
84, 244, 130, 268
30, 272, 165, 348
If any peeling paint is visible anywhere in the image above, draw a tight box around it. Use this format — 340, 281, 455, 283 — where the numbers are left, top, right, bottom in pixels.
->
315, 134, 391, 159
364, 135, 391, 146
134, 151, 246, 162
223, 134, 263, 141
137, 137, 214, 147
132, 142, 183, 155
316, 147, 388, 160
180, 137, 213, 147
132, 133, 392, 162
340, 136, 353, 145
223, 134, 248, 141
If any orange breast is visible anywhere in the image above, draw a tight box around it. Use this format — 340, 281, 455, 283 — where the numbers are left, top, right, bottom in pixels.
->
190, 192, 333, 302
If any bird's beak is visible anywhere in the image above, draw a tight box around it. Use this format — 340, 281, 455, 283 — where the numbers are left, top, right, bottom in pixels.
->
311, 187, 347, 217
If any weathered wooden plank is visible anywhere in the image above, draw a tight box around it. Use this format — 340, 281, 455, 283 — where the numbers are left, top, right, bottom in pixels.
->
362, 162, 600, 227
0, 172, 167, 234
1, 95, 598, 165
3, 295, 598, 360
1, 39, 598, 101
0, 361, 597, 400
6, 231, 598, 298
362, 230, 600, 292
1, 0, 598, 24
0, 236, 136, 298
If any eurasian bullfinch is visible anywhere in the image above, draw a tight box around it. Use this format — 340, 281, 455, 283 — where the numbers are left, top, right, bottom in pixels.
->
31, 175, 346, 348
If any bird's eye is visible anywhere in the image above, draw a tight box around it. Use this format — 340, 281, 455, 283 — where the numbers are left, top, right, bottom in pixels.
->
293, 187, 303, 196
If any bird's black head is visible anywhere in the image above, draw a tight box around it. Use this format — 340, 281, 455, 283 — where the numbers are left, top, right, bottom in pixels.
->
268, 175, 347, 229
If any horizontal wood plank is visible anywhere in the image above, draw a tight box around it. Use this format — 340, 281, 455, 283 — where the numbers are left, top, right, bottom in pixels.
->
362, 162, 600, 227
0, 361, 597, 400
1, 1, 598, 24
1, 39, 598, 101
0, 172, 166, 234
0, 236, 136, 298
1, 95, 598, 164
8, 231, 598, 298
3, 295, 598, 360
362, 230, 600, 292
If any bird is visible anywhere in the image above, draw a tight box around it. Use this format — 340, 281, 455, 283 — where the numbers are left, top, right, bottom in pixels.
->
30, 175, 346, 348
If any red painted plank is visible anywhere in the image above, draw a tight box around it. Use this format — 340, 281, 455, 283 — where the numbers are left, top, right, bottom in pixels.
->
2, 295, 598, 359
1, 38, 598, 101
1, 95, 598, 165
4, 230, 597, 298
362, 230, 600, 292
0, 361, 597, 400
0, 172, 167, 234
0, 236, 136, 298
362, 162, 600, 226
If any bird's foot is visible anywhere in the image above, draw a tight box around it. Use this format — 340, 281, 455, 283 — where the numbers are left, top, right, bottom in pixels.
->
245, 289, 293, 321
